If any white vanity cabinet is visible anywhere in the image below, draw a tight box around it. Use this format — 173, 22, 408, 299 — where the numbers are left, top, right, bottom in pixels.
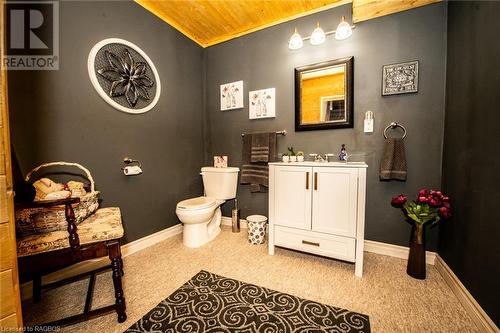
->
268, 162, 367, 277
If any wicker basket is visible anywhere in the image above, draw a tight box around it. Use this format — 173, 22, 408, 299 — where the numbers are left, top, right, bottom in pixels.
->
15, 162, 100, 237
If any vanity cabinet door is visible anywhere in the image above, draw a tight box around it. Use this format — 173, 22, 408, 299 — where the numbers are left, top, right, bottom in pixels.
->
273, 166, 312, 230
311, 167, 358, 237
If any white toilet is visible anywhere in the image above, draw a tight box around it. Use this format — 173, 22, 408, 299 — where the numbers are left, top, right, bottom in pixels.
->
176, 167, 239, 248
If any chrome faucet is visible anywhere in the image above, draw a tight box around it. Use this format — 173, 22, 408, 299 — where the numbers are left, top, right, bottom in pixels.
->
309, 153, 335, 162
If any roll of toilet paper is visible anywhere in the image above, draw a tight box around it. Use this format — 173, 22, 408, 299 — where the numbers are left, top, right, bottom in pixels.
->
123, 165, 142, 176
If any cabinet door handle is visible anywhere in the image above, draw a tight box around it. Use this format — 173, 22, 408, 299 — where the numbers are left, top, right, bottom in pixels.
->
314, 172, 318, 190
302, 240, 320, 247
306, 172, 309, 190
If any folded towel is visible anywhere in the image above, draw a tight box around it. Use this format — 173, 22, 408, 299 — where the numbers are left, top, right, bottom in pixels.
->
250, 133, 271, 162
241, 132, 277, 192
33, 178, 65, 201
379, 138, 407, 181
251, 147, 270, 162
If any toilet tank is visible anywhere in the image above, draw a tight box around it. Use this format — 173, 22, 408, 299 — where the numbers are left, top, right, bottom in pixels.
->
201, 167, 239, 200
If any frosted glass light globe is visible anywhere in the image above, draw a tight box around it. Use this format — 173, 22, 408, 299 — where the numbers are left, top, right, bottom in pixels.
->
335, 16, 353, 41
288, 28, 304, 50
310, 23, 326, 45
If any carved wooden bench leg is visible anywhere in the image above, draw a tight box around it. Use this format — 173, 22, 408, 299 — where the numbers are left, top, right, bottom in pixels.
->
119, 258, 124, 277
107, 241, 127, 323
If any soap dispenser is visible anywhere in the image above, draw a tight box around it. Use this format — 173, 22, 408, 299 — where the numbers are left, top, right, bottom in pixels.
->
339, 144, 348, 161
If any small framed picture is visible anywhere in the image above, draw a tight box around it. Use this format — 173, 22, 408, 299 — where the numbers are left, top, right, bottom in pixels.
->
382, 60, 419, 96
249, 88, 275, 119
220, 81, 243, 111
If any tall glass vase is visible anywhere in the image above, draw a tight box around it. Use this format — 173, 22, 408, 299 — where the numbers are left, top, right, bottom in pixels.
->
407, 223, 426, 279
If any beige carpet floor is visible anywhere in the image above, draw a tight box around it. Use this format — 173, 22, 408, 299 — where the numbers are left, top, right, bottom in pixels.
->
22, 226, 478, 332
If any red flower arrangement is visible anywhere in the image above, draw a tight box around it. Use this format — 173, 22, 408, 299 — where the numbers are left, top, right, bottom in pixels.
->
392, 189, 452, 279
391, 189, 452, 225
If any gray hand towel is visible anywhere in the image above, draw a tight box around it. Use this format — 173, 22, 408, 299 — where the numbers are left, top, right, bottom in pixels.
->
241, 132, 277, 192
250, 133, 270, 162
379, 138, 407, 181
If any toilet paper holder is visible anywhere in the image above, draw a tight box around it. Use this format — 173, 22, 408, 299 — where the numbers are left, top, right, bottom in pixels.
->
122, 157, 143, 176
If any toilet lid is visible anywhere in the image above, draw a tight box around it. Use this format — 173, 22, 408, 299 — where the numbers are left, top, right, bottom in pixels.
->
177, 196, 216, 210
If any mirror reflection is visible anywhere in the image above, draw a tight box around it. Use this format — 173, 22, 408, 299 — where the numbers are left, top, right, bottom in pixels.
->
295, 57, 353, 131
301, 65, 346, 124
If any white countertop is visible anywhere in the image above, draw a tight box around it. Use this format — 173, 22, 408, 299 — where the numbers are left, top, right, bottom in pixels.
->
269, 161, 368, 168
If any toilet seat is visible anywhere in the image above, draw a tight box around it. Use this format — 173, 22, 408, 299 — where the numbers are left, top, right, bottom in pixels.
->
177, 196, 216, 210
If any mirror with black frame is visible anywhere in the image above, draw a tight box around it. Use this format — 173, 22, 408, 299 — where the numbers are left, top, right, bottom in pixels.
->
295, 57, 354, 131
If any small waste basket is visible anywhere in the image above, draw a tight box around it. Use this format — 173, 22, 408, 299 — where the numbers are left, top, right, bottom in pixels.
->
246, 215, 268, 245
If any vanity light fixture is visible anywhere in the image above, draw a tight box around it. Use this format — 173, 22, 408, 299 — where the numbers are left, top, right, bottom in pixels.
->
335, 16, 353, 40
288, 16, 354, 50
288, 28, 304, 50
309, 22, 326, 45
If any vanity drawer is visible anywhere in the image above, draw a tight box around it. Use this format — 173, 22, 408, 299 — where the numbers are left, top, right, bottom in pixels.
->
274, 226, 355, 262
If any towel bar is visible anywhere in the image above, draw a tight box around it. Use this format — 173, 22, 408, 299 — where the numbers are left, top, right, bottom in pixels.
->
241, 130, 286, 137
383, 122, 407, 139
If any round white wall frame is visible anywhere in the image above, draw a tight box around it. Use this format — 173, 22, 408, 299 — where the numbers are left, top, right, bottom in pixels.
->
88, 38, 161, 114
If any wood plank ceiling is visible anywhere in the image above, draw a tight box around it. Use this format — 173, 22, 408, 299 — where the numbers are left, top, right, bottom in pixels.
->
135, 0, 350, 47
135, 0, 440, 48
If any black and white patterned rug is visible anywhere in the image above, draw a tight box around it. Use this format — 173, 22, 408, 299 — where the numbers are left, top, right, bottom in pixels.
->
125, 270, 370, 333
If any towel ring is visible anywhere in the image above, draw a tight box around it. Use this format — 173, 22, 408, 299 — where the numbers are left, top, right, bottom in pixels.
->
383, 122, 407, 139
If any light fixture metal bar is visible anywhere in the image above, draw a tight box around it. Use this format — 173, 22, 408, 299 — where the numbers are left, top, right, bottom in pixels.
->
302, 25, 355, 41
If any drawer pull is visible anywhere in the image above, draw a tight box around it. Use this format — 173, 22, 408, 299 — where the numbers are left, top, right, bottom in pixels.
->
302, 240, 320, 247
314, 172, 318, 190
306, 172, 309, 190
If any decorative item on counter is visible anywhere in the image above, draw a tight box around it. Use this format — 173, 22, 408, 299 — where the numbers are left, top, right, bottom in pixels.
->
282, 154, 290, 163
391, 189, 452, 279
338, 144, 348, 161
296, 151, 304, 162
287, 147, 297, 162
214, 156, 228, 168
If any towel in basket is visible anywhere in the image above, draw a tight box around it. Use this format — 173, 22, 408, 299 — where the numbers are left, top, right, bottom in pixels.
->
15, 162, 100, 237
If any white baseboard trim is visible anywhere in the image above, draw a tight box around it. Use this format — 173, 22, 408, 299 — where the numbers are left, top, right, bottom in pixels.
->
364, 240, 436, 265
20, 223, 183, 301
434, 255, 498, 333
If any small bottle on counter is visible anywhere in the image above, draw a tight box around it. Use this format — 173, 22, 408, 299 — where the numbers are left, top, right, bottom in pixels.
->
339, 144, 348, 161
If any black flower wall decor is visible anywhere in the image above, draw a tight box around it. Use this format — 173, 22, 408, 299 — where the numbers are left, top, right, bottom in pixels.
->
98, 49, 154, 107
88, 38, 161, 114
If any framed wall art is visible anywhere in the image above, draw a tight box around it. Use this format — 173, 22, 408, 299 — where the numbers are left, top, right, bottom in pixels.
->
220, 80, 243, 111
249, 88, 275, 120
88, 38, 161, 114
382, 60, 419, 96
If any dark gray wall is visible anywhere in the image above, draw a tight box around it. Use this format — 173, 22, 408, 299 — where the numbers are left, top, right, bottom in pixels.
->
440, 1, 500, 325
8, 1, 205, 243
205, 3, 447, 249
